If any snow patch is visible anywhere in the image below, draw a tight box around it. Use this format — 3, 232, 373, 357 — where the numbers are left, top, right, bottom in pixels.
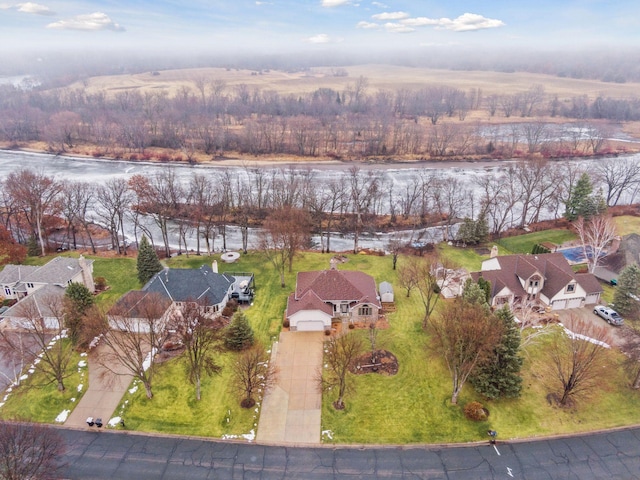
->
108, 416, 122, 427
221, 429, 256, 442
19, 374, 28, 381
77, 384, 83, 392
78, 360, 87, 368
559, 324, 611, 348
55, 410, 70, 423
129, 385, 138, 394
322, 429, 334, 440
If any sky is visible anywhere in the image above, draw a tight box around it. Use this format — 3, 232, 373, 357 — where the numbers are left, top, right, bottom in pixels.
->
1, 0, 639, 56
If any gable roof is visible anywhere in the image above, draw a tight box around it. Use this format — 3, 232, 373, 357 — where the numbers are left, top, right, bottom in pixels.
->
2, 284, 65, 320
286, 290, 334, 317
107, 290, 172, 318
0, 265, 40, 285
474, 253, 602, 301
294, 269, 381, 306
22, 257, 94, 286
144, 266, 234, 306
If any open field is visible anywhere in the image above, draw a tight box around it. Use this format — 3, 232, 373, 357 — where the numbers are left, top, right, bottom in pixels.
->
77, 64, 640, 102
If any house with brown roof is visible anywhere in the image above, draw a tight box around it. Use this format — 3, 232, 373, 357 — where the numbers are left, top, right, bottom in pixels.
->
470, 253, 602, 311
286, 263, 382, 332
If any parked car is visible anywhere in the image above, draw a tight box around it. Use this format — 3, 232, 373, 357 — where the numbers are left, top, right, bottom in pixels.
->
593, 305, 624, 326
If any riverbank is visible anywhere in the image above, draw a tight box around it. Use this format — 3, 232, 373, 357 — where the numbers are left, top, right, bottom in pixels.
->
2, 137, 639, 172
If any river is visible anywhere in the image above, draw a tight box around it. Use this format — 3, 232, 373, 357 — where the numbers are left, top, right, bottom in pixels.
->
0, 150, 638, 252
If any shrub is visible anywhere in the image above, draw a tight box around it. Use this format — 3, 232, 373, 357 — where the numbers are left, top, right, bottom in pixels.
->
464, 401, 488, 421
324, 329, 331, 336
283, 319, 290, 328
221, 299, 239, 318
348, 323, 355, 330
94, 276, 107, 290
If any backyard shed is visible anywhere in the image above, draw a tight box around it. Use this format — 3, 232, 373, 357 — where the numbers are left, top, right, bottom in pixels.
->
379, 281, 394, 303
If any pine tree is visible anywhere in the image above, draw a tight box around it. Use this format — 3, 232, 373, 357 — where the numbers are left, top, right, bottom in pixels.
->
224, 310, 255, 351
64, 282, 95, 346
564, 173, 606, 221
136, 235, 162, 285
613, 264, 640, 318
470, 306, 523, 399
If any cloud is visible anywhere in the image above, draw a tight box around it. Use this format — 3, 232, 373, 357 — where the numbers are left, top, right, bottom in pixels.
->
400, 13, 505, 32
321, 0, 349, 6
372, 11, 408, 21
356, 21, 379, 29
46, 12, 125, 31
384, 22, 414, 33
305, 33, 331, 43
372, 1, 388, 7
0, 2, 55, 15
255, 1, 273, 4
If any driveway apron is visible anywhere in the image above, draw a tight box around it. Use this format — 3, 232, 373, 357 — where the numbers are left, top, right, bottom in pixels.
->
65, 343, 133, 428
257, 331, 324, 444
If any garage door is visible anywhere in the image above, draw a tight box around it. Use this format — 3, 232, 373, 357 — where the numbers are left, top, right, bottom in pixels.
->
566, 297, 583, 309
585, 293, 600, 305
296, 320, 325, 332
552, 300, 566, 310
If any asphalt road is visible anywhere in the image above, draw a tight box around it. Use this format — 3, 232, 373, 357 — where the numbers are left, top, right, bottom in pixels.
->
57, 426, 640, 479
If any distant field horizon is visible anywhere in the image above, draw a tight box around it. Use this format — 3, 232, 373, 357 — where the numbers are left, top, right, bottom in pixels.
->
76, 64, 640, 101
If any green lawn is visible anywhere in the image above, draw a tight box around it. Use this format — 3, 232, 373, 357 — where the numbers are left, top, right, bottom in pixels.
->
0, 342, 87, 423
9, 246, 640, 443
496, 229, 577, 254
614, 215, 640, 237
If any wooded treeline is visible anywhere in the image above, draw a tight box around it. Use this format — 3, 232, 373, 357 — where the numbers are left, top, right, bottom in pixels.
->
0, 78, 636, 161
2, 157, 639, 256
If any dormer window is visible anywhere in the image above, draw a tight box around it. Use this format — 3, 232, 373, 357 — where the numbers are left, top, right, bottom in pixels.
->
26, 283, 34, 289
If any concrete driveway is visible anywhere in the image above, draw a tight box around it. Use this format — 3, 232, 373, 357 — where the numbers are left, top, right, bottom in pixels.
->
556, 307, 630, 348
257, 331, 324, 444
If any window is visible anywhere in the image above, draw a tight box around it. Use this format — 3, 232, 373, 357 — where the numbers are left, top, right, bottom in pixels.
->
340, 304, 348, 314
26, 283, 34, 289
4, 288, 10, 296
359, 305, 372, 316
566, 283, 576, 293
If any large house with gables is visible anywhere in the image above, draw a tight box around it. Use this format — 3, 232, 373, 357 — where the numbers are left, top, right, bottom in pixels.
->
0, 255, 95, 328
471, 253, 602, 311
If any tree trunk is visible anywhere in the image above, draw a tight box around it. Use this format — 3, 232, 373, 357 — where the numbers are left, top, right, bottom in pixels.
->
633, 368, 640, 389
196, 376, 201, 401
143, 381, 153, 399
57, 380, 65, 392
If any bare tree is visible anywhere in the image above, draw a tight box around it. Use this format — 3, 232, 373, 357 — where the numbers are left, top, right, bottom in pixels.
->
0, 293, 72, 392
95, 178, 132, 255
0, 421, 65, 480
397, 260, 419, 298
319, 332, 364, 410
595, 158, 640, 206
230, 344, 276, 408
548, 316, 611, 406
415, 254, 455, 328
5, 169, 61, 256
430, 298, 503, 404
171, 301, 223, 401
97, 292, 171, 399
261, 207, 312, 279
574, 215, 617, 273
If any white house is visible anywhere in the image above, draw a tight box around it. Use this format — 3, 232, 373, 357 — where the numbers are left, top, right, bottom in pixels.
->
471, 253, 602, 310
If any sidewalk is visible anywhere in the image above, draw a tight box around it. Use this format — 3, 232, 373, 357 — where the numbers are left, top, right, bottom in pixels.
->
65, 343, 133, 428
257, 331, 324, 444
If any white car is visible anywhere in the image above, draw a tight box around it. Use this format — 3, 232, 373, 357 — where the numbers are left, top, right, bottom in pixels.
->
593, 306, 624, 326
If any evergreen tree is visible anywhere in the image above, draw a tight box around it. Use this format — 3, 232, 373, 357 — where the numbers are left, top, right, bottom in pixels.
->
462, 278, 490, 312
224, 310, 255, 351
564, 173, 606, 221
64, 282, 95, 346
26, 236, 39, 257
613, 264, 640, 318
136, 235, 162, 285
470, 306, 523, 399
456, 214, 489, 245
477, 277, 492, 305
